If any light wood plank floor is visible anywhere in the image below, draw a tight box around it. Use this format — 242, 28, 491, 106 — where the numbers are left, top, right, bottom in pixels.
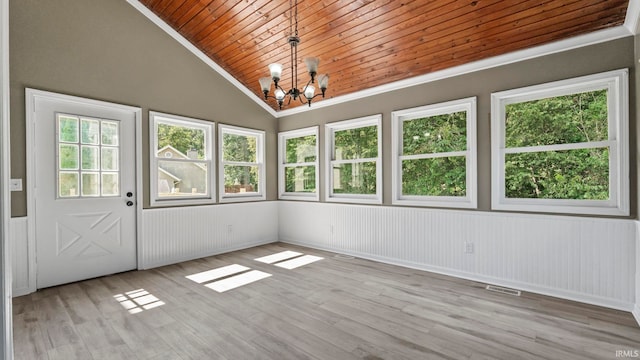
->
13, 243, 640, 359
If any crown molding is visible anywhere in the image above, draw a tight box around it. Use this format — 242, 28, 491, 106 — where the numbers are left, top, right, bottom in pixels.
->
275, 25, 632, 118
624, 0, 640, 35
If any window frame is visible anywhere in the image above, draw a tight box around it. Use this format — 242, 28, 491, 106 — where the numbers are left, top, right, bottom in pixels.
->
278, 126, 319, 201
149, 111, 215, 207
218, 124, 266, 203
391, 97, 477, 208
325, 114, 382, 204
490, 69, 629, 216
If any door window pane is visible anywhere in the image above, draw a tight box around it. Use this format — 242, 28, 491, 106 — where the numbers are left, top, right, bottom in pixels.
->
101, 121, 119, 146
81, 173, 100, 196
81, 146, 99, 170
81, 118, 100, 144
102, 147, 118, 171
59, 172, 79, 197
59, 116, 78, 143
101, 173, 119, 196
59, 144, 79, 170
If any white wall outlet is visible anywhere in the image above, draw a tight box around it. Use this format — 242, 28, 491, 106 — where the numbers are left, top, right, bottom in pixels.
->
10, 178, 22, 192
227, 225, 233, 233
464, 242, 474, 254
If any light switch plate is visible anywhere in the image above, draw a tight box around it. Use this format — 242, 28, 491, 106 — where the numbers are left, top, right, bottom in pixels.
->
10, 178, 22, 192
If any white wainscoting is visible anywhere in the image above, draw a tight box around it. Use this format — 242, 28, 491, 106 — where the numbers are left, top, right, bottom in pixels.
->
9, 217, 30, 296
634, 221, 640, 325
140, 201, 279, 269
279, 201, 637, 311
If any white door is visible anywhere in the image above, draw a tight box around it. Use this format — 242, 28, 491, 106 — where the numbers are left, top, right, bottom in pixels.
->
30, 90, 139, 288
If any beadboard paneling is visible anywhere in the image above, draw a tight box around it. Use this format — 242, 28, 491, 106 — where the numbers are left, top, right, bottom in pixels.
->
10, 217, 29, 296
279, 201, 636, 311
141, 201, 278, 269
634, 221, 640, 325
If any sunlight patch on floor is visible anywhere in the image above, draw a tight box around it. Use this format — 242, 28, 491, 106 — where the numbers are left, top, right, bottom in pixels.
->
185, 264, 250, 284
114, 289, 165, 314
254, 250, 302, 264
205, 270, 272, 293
274, 255, 324, 269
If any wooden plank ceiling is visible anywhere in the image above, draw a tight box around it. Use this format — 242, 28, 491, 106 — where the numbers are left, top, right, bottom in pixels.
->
140, 0, 629, 111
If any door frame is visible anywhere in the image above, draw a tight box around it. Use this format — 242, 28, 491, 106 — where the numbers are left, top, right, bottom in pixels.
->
1, 0, 12, 358
25, 89, 143, 292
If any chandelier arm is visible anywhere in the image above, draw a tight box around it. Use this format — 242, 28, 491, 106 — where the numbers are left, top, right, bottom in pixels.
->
261, 0, 327, 110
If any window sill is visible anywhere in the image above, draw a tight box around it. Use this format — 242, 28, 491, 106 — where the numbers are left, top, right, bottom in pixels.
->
219, 193, 266, 203
393, 197, 477, 209
491, 200, 629, 216
150, 197, 216, 208
326, 195, 382, 205
279, 193, 319, 202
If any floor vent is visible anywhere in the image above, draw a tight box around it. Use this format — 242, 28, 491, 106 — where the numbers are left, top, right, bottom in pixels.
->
485, 285, 521, 297
334, 254, 355, 259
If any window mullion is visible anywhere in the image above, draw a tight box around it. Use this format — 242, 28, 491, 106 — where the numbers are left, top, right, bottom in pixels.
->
504, 140, 612, 154
400, 150, 467, 161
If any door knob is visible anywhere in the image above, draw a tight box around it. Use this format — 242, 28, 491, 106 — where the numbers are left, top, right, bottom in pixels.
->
126, 192, 133, 197
126, 201, 134, 207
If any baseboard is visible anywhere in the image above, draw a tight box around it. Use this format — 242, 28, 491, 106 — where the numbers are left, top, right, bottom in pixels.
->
139, 238, 277, 270
281, 238, 635, 312
12, 287, 30, 298
633, 304, 640, 327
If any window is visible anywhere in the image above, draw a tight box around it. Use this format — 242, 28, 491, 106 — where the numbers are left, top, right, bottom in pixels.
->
57, 113, 121, 198
325, 114, 382, 204
278, 127, 319, 201
150, 112, 214, 206
219, 124, 265, 202
391, 97, 477, 208
491, 69, 629, 216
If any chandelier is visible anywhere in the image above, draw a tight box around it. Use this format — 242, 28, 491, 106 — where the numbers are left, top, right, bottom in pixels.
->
259, 0, 329, 109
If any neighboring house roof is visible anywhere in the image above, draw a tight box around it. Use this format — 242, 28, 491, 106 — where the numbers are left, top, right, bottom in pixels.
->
158, 144, 192, 160
157, 145, 206, 183
158, 167, 181, 182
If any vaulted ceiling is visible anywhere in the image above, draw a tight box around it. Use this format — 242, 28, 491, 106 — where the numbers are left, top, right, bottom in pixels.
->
139, 0, 630, 112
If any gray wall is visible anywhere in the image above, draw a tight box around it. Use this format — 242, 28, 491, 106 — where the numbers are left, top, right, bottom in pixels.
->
9, 0, 277, 216
7, 0, 637, 219
279, 37, 637, 218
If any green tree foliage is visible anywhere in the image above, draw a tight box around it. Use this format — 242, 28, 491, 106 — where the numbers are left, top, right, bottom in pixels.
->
505, 90, 609, 200
284, 135, 316, 193
222, 133, 258, 192
157, 123, 205, 159
402, 111, 467, 196
333, 126, 378, 194
58, 116, 78, 143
